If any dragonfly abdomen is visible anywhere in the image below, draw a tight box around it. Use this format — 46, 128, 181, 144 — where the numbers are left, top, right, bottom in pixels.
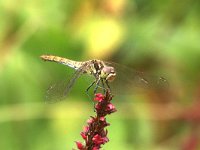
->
40, 55, 82, 69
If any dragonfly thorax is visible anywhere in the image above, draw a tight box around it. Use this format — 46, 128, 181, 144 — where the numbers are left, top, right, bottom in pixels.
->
100, 66, 116, 82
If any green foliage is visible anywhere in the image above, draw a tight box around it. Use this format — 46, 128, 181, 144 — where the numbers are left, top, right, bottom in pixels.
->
0, 0, 200, 149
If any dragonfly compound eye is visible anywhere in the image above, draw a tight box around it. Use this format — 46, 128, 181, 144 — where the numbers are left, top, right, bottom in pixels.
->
101, 66, 116, 82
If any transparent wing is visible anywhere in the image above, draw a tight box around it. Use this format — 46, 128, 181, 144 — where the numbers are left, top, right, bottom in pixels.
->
45, 66, 86, 104
105, 62, 168, 94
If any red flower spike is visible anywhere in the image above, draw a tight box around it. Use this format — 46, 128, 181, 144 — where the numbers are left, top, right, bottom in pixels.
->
83, 125, 89, 133
103, 136, 109, 143
74, 90, 116, 150
100, 116, 105, 121
87, 118, 94, 124
92, 134, 103, 144
75, 141, 84, 149
92, 146, 100, 150
95, 103, 101, 110
80, 132, 87, 139
94, 93, 105, 102
92, 134, 108, 145
106, 103, 116, 113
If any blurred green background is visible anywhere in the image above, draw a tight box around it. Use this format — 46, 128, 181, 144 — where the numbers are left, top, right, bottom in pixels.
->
0, 0, 200, 150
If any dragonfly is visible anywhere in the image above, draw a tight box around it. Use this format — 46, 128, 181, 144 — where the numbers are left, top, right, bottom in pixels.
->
40, 55, 168, 103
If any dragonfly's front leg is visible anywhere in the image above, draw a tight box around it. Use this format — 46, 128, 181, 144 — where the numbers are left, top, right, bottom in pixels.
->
86, 80, 97, 110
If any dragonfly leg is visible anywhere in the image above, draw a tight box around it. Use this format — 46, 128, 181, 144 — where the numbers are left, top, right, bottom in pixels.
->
94, 78, 101, 94
105, 80, 111, 92
101, 79, 106, 94
86, 80, 96, 98
93, 79, 108, 94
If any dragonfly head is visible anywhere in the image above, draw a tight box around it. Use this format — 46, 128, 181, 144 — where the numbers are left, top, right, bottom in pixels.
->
101, 66, 116, 82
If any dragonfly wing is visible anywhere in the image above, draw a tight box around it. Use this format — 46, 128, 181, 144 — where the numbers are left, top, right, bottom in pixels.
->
45, 65, 86, 103
105, 62, 168, 94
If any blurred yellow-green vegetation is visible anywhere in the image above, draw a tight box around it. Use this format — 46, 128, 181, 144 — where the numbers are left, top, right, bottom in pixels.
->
1, 0, 200, 150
